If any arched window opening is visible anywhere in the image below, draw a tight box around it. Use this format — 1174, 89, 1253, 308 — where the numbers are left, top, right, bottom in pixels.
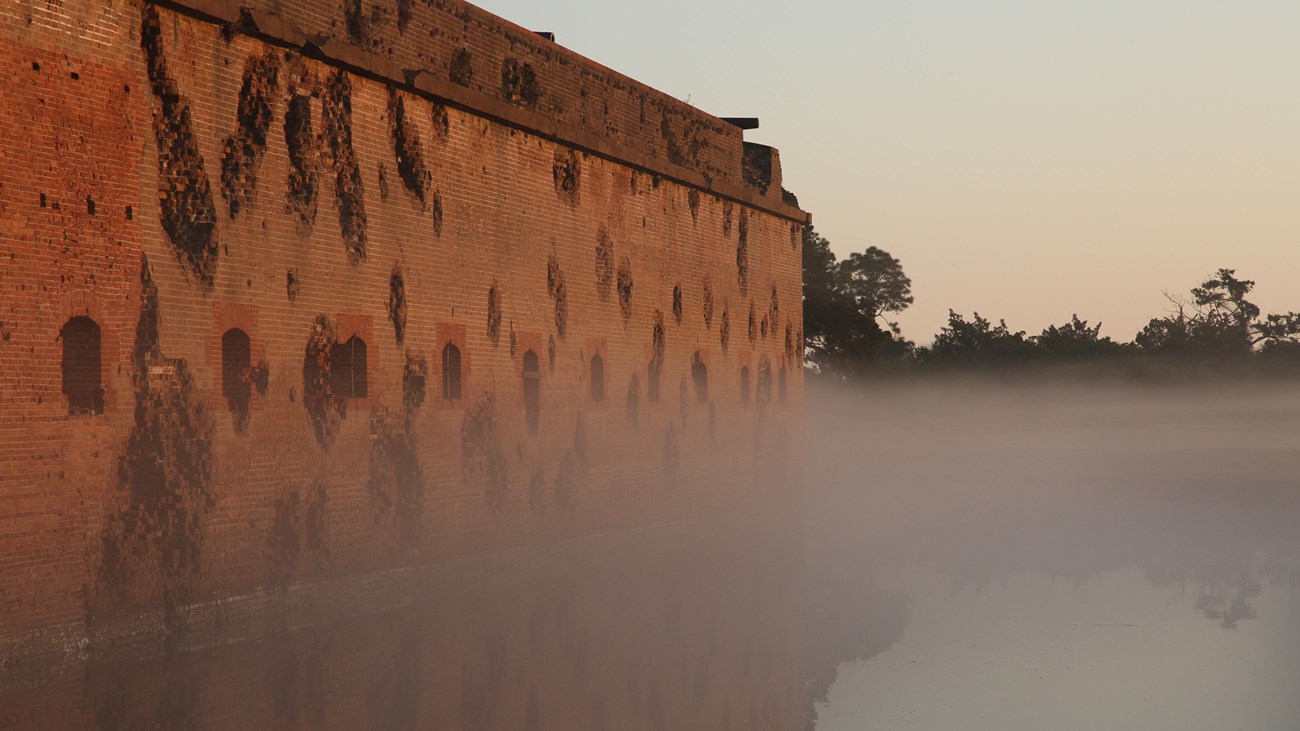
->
222, 328, 252, 420
522, 350, 541, 434
691, 352, 708, 404
62, 316, 103, 415
778, 366, 788, 403
332, 336, 368, 399
442, 342, 463, 400
739, 366, 751, 411
590, 354, 605, 402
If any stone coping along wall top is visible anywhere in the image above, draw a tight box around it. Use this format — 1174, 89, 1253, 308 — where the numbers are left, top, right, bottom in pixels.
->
153, 0, 811, 224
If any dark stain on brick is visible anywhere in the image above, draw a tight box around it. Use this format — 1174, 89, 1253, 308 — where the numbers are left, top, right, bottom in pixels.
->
463, 394, 509, 511
388, 89, 431, 204
547, 255, 567, 337
761, 313, 769, 339
649, 311, 665, 401
616, 257, 633, 321
769, 286, 780, 326
322, 71, 368, 263
369, 406, 424, 550
302, 315, 345, 450
737, 209, 750, 294
221, 51, 280, 219
678, 377, 689, 425
720, 302, 730, 352
501, 57, 540, 107
450, 48, 474, 87
595, 227, 614, 299
790, 223, 800, 250
344, 0, 370, 45
756, 355, 772, 415
388, 268, 407, 343
663, 425, 680, 489
554, 452, 576, 514
688, 189, 700, 223
432, 191, 444, 237
395, 0, 412, 33
702, 278, 714, 328
528, 469, 546, 514
377, 163, 390, 201
552, 148, 579, 206
284, 94, 319, 226
403, 351, 427, 411
286, 269, 300, 302
671, 284, 683, 324
626, 373, 641, 428
431, 102, 450, 138
548, 333, 557, 371
785, 320, 795, 361
141, 7, 220, 287
748, 302, 757, 343
95, 256, 215, 624
722, 200, 734, 237
487, 282, 502, 344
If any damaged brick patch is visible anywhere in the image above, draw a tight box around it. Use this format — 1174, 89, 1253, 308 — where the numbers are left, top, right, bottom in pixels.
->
221, 51, 280, 219
141, 6, 220, 287
487, 282, 502, 344
302, 315, 345, 449
547, 255, 567, 337
737, 209, 750, 294
595, 227, 614, 299
719, 303, 730, 352
501, 57, 540, 107
284, 94, 320, 226
322, 71, 368, 263
403, 351, 427, 411
702, 278, 714, 328
388, 268, 407, 343
388, 89, 431, 204
450, 49, 474, 87
463, 394, 509, 511
552, 148, 579, 206
616, 257, 633, 322
672, 285, 683, 325
94, 256, 215, 623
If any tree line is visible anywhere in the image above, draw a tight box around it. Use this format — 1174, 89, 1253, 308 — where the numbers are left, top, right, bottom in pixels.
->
801, 225, 1300, 379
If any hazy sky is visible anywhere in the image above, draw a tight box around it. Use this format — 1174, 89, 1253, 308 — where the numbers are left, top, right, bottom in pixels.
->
475, 0, 1300, 343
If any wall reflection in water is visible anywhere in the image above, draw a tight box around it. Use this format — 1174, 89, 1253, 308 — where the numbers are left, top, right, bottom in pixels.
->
3, 523, 804, 730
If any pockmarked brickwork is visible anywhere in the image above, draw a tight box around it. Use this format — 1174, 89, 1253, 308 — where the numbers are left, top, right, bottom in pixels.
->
0, 0, 807, 656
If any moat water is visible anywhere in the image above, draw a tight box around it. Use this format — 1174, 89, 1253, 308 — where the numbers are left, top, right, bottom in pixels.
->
806, 381, 1300, 730
3, 382, 1299, 729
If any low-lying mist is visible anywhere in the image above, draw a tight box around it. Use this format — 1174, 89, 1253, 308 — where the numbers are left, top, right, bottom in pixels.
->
804, 376, 1300, 730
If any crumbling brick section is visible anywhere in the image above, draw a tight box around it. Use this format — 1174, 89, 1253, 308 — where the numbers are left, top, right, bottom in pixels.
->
221, 51, 280, 219
616, 257, 633, 322
94, 257, 216, 626
388, 89, 430, 204
302, 315, 346, 449
322, 71, 368, 263
501, 57, 540, 107
388, 268, 407, 343
141, 6, 220, 286
547, 255, 568, 338
595, 228, 614, 299
552, 149, 579, 207
284, 95, 319, 226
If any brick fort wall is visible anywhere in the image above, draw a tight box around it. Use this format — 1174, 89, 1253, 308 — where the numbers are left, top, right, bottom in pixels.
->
0, 0, 807, 655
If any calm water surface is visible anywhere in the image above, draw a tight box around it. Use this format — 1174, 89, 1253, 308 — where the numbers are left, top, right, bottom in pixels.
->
805, 381, 1300, 730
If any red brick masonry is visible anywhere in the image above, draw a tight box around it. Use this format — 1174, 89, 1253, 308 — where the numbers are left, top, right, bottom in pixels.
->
0, 0, 806, 657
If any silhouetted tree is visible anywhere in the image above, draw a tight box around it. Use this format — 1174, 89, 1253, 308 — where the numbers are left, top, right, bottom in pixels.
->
920, 311, 1035, 367
1036, 315, 1128, 359
801, 226, 914, 376
1136, 269, 1300, 358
